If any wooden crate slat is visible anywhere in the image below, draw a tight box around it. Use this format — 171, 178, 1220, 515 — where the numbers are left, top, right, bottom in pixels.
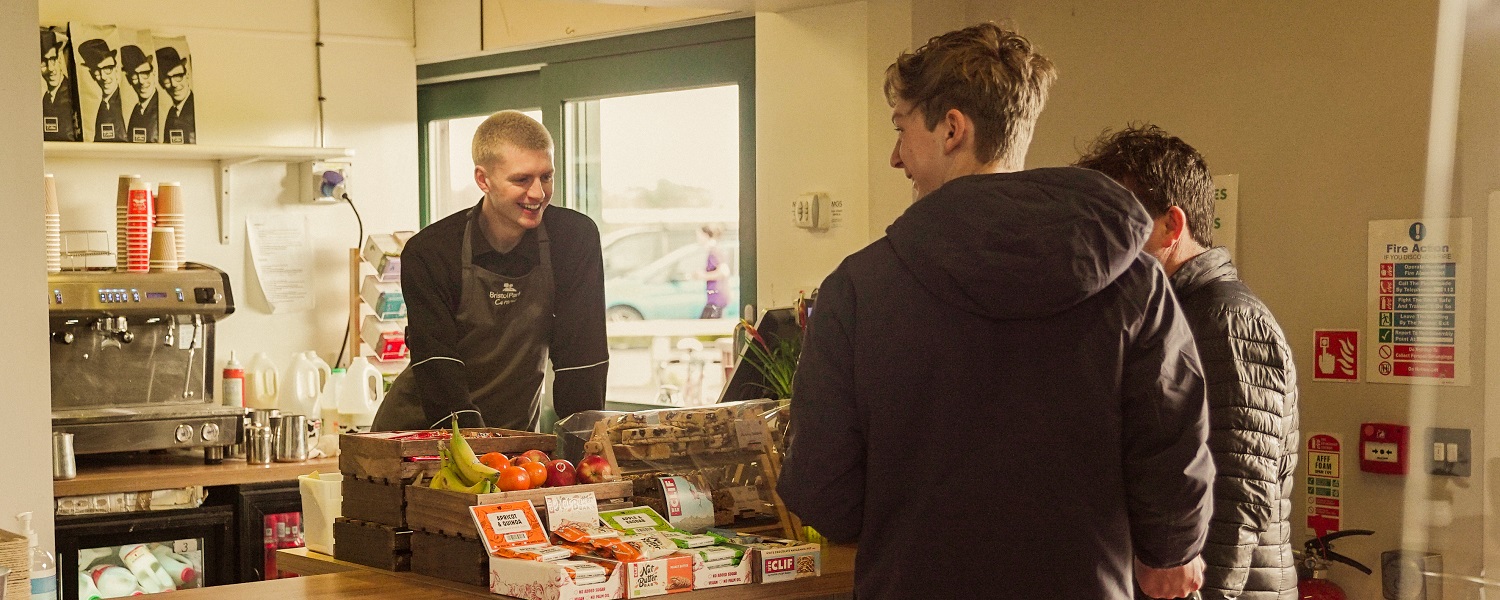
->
333, 518, 412, 571
410, 530, 488, 587
341, 477, 407, 527
405, 480, 633, 539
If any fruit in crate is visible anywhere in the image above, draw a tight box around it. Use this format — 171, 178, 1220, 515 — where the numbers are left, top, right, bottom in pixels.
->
479, 452, 509, 470
521, 449, 551, 464
497, 466, 532, 492
511, 455, 533, 466
521, 461, 548, 487
545, 459, 577, 487
577, 454, 615, 484
429, 421, 501, 493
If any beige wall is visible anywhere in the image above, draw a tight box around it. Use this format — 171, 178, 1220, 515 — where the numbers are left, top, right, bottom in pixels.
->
967, 1, 1500, 597
38, 0, 420, 384
0, 0, 56, 552
415, 0, 730, 62
754, 2, 874, 308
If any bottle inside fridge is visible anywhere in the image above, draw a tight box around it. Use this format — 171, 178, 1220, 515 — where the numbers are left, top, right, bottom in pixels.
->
76, 538, 206, 596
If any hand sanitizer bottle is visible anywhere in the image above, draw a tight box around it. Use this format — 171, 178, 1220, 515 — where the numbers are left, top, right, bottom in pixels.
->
17, 512, 57, 600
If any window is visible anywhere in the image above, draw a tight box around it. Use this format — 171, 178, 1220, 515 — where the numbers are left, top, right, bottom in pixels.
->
427, 110, 542, 221
417, 19, 755, 417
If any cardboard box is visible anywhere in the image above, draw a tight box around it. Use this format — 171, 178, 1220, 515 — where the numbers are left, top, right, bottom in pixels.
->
361, 275, 406, 319
488, 556, 623, 600
606, 554, 694, 597
361, 315, 407, 361
715, 534, 820, 584
362, 233, 403, 281
676, 551, 751, 589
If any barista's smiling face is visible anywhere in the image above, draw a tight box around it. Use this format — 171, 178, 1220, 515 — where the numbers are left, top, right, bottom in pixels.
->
475, 143, 554, 235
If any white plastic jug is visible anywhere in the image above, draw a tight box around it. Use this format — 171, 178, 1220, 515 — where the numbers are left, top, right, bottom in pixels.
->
320, 368, 347, 434
339, 357, 384, 429
283, 352, 325, 417
304, 351, 332, 388
244, 352, 280, 410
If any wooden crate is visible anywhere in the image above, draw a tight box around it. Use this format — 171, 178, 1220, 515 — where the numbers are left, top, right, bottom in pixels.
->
339, 428, 556, 481
333, 518, 411, 571
341, 476, 407, 527
405, 481, 634, 539
410, 530, 488, 587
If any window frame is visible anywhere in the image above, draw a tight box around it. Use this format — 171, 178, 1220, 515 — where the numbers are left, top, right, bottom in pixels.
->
416, 18, 757, 308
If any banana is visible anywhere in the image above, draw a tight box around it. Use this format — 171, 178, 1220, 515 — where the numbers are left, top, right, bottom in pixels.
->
429, 467, 453, 489
441, 465, 493, 494
447, 421, 500, 487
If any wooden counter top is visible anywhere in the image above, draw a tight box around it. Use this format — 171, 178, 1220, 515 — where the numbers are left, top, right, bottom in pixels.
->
54, 451, 339, 496
271, 545, 856, 599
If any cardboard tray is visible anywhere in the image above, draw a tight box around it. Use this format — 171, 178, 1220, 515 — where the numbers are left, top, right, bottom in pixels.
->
339, 428, 556, 482
405, 481, 634, 539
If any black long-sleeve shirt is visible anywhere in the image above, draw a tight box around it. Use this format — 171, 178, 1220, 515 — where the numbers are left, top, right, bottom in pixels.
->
401, 202, 608, 429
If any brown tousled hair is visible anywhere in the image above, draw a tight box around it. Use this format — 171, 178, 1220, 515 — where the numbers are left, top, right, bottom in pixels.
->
884, 23, 1056, 167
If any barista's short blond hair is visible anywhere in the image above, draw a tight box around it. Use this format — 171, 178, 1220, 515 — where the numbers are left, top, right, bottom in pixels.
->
471, 111, 553, 168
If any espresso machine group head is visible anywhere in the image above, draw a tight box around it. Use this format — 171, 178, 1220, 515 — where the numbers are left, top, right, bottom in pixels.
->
48, 263, 242, 460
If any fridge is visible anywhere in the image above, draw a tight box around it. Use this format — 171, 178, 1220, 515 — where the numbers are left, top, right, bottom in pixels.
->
55, 505, 234, 600
232, 482, 305, 582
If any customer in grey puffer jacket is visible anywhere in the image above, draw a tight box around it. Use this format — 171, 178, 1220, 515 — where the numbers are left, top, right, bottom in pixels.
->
1078, 125, 1301, 600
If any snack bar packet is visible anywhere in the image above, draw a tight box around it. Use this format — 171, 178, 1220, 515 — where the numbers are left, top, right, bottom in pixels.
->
681, 546, 740, 563
553, 522, 622, 543
701, 557, 736, 569
662, 530, 720, 549
618, 531, 679, 560
555, 523, 646, 561
494, 543, 575, 562
554, 559, 609, 585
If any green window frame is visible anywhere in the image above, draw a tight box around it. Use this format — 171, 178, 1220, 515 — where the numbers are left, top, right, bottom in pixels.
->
416, 18, 757, 306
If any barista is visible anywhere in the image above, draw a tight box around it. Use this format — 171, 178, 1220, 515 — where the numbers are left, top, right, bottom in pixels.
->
372, 111, 608, 431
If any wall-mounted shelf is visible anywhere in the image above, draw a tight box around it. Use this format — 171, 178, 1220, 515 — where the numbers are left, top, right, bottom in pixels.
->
43, 142, 355, 245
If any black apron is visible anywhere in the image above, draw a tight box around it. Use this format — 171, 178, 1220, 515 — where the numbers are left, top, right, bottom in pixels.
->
372, 212, 554, 431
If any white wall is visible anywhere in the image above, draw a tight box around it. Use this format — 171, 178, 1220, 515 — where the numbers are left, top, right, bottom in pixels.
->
39, 0, 420, 380
754, 2, 873, 308
414, 0, 730, 62
964, 1, 1500, 597
0, 0, 58, 555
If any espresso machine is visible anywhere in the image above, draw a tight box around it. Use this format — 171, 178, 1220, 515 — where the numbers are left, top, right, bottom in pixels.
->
48, 263, 242, 461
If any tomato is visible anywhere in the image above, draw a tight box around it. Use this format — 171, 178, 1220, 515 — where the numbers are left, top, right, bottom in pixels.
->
521, 461, 548, 487
497, 466, 532, 492
479, 452, 509, 471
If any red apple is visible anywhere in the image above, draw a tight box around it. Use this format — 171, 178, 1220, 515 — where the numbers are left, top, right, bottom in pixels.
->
544, 459, 577, 487
576, 454, 615, 484
521, 449, 551, 464
511, 455, 533, 466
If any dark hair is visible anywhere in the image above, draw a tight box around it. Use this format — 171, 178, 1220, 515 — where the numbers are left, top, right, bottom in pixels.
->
700, 223, 723, 239
884, 23, 1056, 166
1075, 124, 1215, 247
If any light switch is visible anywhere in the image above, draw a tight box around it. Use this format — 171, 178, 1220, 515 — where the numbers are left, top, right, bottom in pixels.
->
1433, 442, 1445, 462
1429, 427, 1471, 477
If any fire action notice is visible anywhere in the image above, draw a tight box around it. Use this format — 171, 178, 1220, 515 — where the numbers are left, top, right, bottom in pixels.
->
1367, 218, 1471, 385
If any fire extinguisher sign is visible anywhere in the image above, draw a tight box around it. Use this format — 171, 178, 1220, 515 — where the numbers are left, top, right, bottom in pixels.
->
1306, 434, 1342, 538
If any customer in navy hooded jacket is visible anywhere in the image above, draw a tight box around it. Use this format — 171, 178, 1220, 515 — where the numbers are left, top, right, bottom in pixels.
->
778, 23, 1215, 600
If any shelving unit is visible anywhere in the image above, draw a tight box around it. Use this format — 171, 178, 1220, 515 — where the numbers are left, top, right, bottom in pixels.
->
347, 242, 409, 380
43, 141, 354, 244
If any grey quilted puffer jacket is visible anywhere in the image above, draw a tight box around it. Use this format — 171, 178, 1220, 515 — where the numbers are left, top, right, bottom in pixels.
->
1171, 248, 1300, 600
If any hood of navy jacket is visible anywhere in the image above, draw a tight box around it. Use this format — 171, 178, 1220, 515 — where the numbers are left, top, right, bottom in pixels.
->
886, 167, 1153, 321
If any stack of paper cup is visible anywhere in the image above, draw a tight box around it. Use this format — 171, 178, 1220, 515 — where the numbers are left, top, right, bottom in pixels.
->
45, 174, 61, 273
125, 181, 152, 273
116, 174, 142, 271
155, 182, 186, 269
150, 227, 179, 271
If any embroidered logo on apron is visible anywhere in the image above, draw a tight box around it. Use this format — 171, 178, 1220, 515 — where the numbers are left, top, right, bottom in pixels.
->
490, 282, 522, 306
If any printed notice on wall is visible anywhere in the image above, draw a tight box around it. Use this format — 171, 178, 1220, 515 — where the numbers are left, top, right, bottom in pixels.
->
1306, 434, 1342, 538
1367, 218, 1470, 385
1212, 174, 1238, 257
246, 214, 314, 313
